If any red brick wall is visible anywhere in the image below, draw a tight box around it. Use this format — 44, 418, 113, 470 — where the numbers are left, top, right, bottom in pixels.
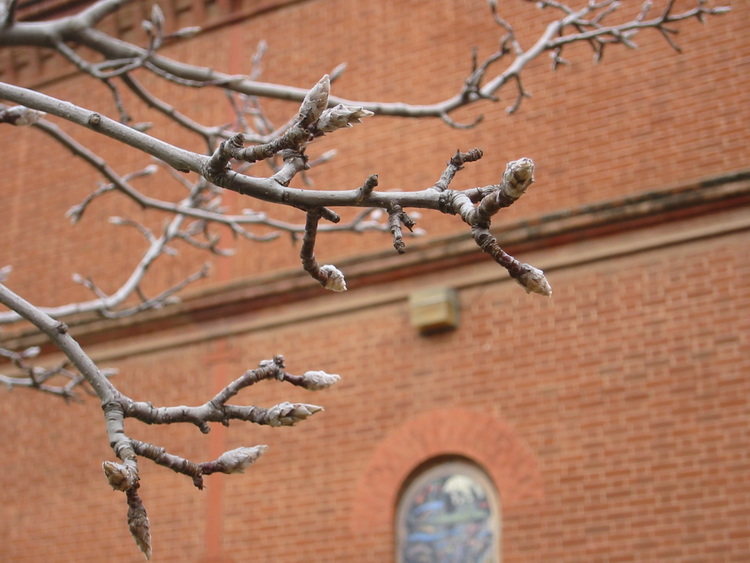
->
4, 217, 748, 562
1, 0, 749, 561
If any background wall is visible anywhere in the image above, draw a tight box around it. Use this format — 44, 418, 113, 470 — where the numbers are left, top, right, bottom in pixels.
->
1, 0, 748, 561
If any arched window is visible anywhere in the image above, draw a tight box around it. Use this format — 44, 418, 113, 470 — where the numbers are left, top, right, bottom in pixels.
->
396, 458, 501, 563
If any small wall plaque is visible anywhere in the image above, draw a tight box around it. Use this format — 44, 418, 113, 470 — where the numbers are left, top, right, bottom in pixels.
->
408, 287, 460, 334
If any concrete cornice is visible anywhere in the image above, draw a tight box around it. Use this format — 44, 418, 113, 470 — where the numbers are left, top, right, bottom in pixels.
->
2, 169, 750, 355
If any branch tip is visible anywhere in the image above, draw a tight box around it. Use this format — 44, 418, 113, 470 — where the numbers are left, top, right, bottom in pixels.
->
297, 74, 331, 127
502, 157, 535, 199
514, 264, 552, 297
316, 104, 374, 133
266, 401, 324, 426
301, 370, 341, 390
356, 174, 378, 202
126, 487, 152, 560
102, 460, 138, 491
215, 445, 269, 474
319, 264, 347, 292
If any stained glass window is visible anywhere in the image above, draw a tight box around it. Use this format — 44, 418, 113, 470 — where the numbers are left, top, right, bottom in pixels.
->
396, 459, 500, 563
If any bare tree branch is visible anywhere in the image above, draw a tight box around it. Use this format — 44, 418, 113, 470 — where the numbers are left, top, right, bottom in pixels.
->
0, 280, 339, 559
0, 0, 729, 556
0, 345, 111, 399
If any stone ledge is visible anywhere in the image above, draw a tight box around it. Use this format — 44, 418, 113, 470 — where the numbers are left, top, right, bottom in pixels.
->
1, 168, 749, 353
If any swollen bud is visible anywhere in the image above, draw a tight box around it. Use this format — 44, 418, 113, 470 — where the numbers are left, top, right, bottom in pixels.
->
266, 402, 323, 426
515, 264, 552, 296
302, 370, 341, 390
316, 104, 374, 132
102, 461, 137, 491
320, 264, 347, 292
501, 158, 535, 200
216, 445, 269, 474
297, 75, 331, 127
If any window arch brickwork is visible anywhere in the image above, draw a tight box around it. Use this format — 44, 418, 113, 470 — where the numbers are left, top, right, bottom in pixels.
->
350, 408, 544, 536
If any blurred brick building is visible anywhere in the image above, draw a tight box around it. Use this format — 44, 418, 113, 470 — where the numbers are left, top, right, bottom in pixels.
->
1, 0, 749, 561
